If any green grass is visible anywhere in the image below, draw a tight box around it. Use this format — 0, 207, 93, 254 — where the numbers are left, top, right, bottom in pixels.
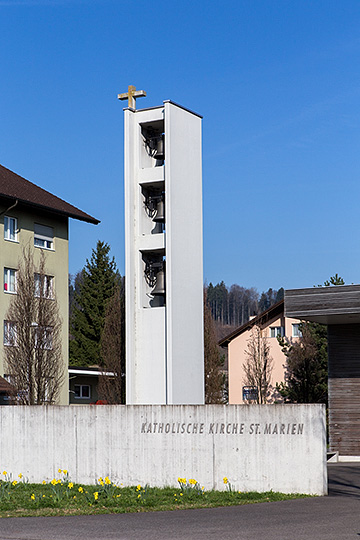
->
0, 474, 310, 518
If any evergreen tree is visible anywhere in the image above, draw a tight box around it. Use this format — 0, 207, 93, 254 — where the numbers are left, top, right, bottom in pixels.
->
277, 275, 344, 404
323, 274, 345, 286
277, 322, 328, 404
275, 287, 284, 303
69, 241, 118, 367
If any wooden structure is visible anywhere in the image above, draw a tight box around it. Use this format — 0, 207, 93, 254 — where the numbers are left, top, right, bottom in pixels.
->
285, 285, 360, 457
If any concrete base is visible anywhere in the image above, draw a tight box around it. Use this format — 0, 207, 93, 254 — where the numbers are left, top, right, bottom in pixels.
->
0, 404, 327, 495
338, 455, 360, 462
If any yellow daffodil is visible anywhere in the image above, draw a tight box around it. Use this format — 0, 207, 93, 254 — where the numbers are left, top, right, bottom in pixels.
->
18, 473, 23, 479
12, 480, 17, 486
3, 471, 7, 476
42, 480, 46, 485
189, 478, 196, 485
30, 494, 35, 500
105, 476, 111, 485
78, 486, 84, 493
223, 477, 228, 485
58, 469, 62, 474
68, 482, 74, 489
94, 492, 99, 500
63, 469, 68, 475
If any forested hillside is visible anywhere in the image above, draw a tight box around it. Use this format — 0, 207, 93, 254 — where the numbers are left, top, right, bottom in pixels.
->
205, 282, 284, 340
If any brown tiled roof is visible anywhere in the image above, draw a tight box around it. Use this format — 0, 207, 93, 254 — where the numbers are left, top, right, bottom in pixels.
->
219, 300, 284, 347
0, 376, 14, 394
0, 164, 99, 224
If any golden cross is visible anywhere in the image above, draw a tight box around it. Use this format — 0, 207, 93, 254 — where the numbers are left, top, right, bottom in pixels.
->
118, 85, 146, 110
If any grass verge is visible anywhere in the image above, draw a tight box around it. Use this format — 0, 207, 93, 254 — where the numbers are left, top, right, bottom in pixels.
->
0, 473, 310, 518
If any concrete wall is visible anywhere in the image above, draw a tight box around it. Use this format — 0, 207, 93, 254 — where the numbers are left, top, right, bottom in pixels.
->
0, 404, 327, 495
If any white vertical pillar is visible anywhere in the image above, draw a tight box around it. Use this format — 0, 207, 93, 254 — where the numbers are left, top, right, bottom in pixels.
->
124, 101, 204, 405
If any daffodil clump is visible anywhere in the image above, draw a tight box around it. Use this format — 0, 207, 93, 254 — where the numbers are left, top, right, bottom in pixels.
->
0, 469, 307, 518
177, 477, 204, 496
0, 471, 26, 502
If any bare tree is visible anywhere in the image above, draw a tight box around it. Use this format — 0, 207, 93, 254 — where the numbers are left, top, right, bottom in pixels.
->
98, 282, 125, 403
204, 290, 225, 403
243, 325, 273, 404
4, 246, 64, 404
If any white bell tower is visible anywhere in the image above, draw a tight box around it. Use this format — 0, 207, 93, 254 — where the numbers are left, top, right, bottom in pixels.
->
119, 86, 204, 405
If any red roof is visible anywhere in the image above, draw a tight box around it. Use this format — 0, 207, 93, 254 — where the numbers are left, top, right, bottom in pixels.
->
0, 164, 99, 225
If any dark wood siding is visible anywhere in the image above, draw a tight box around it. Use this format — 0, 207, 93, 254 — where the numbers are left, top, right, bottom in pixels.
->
285, 285, 360, 325
328, 324, 360, 455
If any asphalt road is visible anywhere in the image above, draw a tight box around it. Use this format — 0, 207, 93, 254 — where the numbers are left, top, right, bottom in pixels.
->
0, 464, 359, 540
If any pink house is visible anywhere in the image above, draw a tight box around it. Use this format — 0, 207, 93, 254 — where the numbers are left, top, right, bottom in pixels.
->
219, 300, 301, 404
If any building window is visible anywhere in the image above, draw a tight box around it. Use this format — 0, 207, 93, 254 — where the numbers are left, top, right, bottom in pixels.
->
34, 273, 53, 298
4, 321, 16, 346
34, 326, 53, 350
243, 386, 258, 401
292, 324, 302, 338
4, 268, 16, 293
74, 385, 91, 399
270, 326, 284, 338
34, 224, 54, 250
4, 216, 17, 242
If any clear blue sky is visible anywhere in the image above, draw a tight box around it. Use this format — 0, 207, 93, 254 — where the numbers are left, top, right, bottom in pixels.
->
1, 0, 360, 293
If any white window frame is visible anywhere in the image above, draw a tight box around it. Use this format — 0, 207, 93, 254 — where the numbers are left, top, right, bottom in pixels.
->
292, 323, 302, 338
270, 326, 285, 338
34, 273, 53, 299
74, 384, 91, 399
4, 216, 18, 242
34, 326, 53, 350
4, 268, 16, 294
34, 224, 54, 250
4, 321, 17, 346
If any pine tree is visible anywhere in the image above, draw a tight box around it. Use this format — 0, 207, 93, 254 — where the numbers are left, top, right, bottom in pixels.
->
277, 322, 328, 404
69, 241, 118, 367
276, 275, 343, 404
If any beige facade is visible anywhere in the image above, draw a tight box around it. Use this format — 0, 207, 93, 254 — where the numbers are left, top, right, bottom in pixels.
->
220, 301, 301, 404
0, 205, 69, 404
0, 163, 99, 406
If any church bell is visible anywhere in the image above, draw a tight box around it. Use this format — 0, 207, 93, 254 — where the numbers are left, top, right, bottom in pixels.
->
151, 269, 166, 297
151, 136, 164, 160
153, 198, 165, 223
